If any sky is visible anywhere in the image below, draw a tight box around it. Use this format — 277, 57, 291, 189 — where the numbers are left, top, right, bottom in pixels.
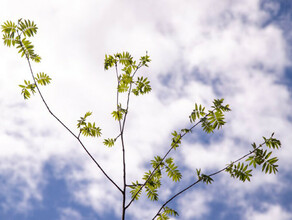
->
0, 0, 292, 220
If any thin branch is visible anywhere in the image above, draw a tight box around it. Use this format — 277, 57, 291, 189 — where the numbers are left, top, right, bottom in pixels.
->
152, 140, 267, 219
115, 63, 127, 219
115, 61, 142, 219
120, 64, 141, 133
19, 36, 122, 194
125, 116, 206, 209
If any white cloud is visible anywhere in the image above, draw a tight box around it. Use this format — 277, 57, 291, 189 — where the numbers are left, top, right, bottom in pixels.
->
0, 0, 291, 219
59, 207, 82, 220
178, 190, 213, 220
246, 204, 292, 220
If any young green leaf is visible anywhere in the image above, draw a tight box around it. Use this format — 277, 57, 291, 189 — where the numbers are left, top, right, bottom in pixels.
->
18, 19, 38, 37
165, 157, 182, 182
103, 138, 115, 147
80, 122, 102, 137
132, 76, 152, 96
129, 181, 143, 200
171, 131, 181, 149
1, 20, 17, 35
35, 72, 52, 86
19, 80, 36, 99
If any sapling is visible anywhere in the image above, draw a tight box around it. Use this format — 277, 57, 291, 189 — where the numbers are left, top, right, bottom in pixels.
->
1, 19, 281, 220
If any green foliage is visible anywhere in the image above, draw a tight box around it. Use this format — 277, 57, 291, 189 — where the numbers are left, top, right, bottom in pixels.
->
165, 158, 182, 182
104, 51, 151, 100
189, 99, 231, 134
171, 130, 181, 149
212, 98, 231, 112
246, 147, 266, 168
150, 156, 182, 182
3, 18, 282, 219
131, 156, 181, 202
118, 73, 132, 93
196, 169, 214, 184
132, 76, 152, 96
116, 52, 135, 66
143, 170, 160, 201
245, 135, 281, 174
77, 112, 101, 138
140, 52, 151, 67
80, 122, 101, 137
207, 111, 225, 130
262, 157, 279, 174
201, 117, 214, 133
77, 112, 92, 128
2, 33, 17, 47
263, 134, 281, 149
1, 20, 17, 35
181, 128, 191, 134
17, 19, 38, 37
104, 52, 136, 70
129, 181, 143, 200
112, 104, 127, 121
202, 99, 230, 133
151, 156, 164, 170
2, 21, 17, 47
103, 138, 115, 147
104, 54, 116, 70
111, 110, 123, 121
189, 103, 206, 122
156, 207, 179, 220
2, 19, 41, 62
19, 80, 36, 99
35, 72, 52, 86
225, 162, 252, 182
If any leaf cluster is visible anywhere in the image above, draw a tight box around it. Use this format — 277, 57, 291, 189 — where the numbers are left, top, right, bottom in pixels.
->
140, 52, 151, 67
129, 181, 143, 200
171, 131, 182, 149
189, 103, 206, 122
196, 168, 214, 184
103, 138, 116, 147
104, 52, 136, 70
118, 73, 132, 93
225, 134, 281, 182
35, 72, 52, 86
130, 156, 182, 202
245, 135, 281, 174
105, 52, 151, 96
156, 206, 179, 220
132, 76, 151, 96
111, 104, 127, 121
19, 72, 51, 99
189, 99, 231, 133
225, 162, 252, 182
19, 80, 36, 99
2, 19, 41, 62
77, 112, 101, 138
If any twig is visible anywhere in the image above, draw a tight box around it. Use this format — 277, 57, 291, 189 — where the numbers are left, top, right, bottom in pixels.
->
151, 140, 267, 219
19, 36, 122, 194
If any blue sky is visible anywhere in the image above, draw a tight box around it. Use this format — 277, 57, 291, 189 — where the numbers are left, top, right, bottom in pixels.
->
0, 0, 292, 220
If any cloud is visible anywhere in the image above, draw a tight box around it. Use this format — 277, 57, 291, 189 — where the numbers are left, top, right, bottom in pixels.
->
59, 207, 82, 220
0, 0, 291, 219
178, 190, 213, 220
246, 204, 292, 220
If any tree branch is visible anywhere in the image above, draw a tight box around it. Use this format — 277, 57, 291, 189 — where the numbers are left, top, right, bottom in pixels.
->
152, 140, 267, 219
125, 115, 207, 209
20, 36, 122, 194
